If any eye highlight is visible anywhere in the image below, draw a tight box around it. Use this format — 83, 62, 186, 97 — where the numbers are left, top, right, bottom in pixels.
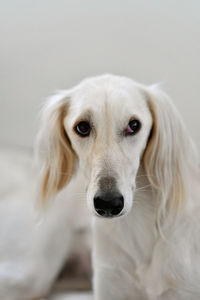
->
74, 121, 91, 137
125, 119, 141, 136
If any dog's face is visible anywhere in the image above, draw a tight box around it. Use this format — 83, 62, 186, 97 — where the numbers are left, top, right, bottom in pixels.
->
63, 76, 152, 217
39, 74, 189, 219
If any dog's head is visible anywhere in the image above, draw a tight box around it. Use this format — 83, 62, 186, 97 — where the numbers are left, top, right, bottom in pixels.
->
37, 75, 194, 219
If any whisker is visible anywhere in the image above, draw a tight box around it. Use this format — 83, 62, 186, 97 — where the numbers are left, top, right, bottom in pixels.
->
135, 184, 152, 191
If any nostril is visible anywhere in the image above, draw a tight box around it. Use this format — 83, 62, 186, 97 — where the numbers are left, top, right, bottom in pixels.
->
111, 196, 124, 215
96, 209, 106, 216
111, 208, 121, 215
94, 192, 124, 217
94, 196, 106, 210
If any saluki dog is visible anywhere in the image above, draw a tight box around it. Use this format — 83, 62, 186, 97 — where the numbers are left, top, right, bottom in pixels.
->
37, 74, 200, 300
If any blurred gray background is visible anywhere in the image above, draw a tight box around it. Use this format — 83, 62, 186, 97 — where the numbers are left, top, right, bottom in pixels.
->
0, 0, 199, 149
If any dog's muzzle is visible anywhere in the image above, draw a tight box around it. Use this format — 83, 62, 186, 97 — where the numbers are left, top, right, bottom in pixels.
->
94, 190, 124, 218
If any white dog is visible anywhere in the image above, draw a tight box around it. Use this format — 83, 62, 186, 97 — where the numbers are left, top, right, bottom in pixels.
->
38, 74, 200, 300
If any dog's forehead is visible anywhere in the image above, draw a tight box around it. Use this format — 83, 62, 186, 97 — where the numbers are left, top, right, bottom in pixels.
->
68, 79, 149, 122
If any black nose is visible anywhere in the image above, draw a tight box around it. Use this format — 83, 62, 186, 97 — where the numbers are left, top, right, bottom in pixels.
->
94, 191, 124, 218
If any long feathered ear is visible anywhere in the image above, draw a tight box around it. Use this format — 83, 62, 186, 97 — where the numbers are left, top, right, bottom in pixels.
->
36, 92, 76, 202
143, 86, 197, 218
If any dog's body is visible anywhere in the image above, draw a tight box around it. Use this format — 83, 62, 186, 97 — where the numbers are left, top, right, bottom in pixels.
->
0, 148, 91, 300
37, 74, 199, 299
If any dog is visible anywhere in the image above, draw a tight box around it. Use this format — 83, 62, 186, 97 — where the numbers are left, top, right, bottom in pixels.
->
37, 74, 200, 300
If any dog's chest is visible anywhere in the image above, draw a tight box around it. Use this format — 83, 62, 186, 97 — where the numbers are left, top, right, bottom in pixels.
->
118, 208, 156, 268
93, 200, 157, 275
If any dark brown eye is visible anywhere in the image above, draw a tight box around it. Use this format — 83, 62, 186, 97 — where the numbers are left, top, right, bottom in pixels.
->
75, 121, 91, 137
125, 120, 141, 135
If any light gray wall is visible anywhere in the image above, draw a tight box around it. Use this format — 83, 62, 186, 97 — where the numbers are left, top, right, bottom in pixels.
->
0, 0, 199, 149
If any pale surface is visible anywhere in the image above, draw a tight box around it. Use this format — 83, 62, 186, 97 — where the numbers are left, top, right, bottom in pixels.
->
0, 0, 199, 149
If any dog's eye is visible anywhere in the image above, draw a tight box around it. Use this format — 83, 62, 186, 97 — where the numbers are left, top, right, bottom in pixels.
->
75, 121, 91, 137
125, 120, 141, 135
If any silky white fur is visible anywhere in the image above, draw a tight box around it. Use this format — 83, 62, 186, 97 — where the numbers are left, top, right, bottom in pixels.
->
37, 74, 200, 300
